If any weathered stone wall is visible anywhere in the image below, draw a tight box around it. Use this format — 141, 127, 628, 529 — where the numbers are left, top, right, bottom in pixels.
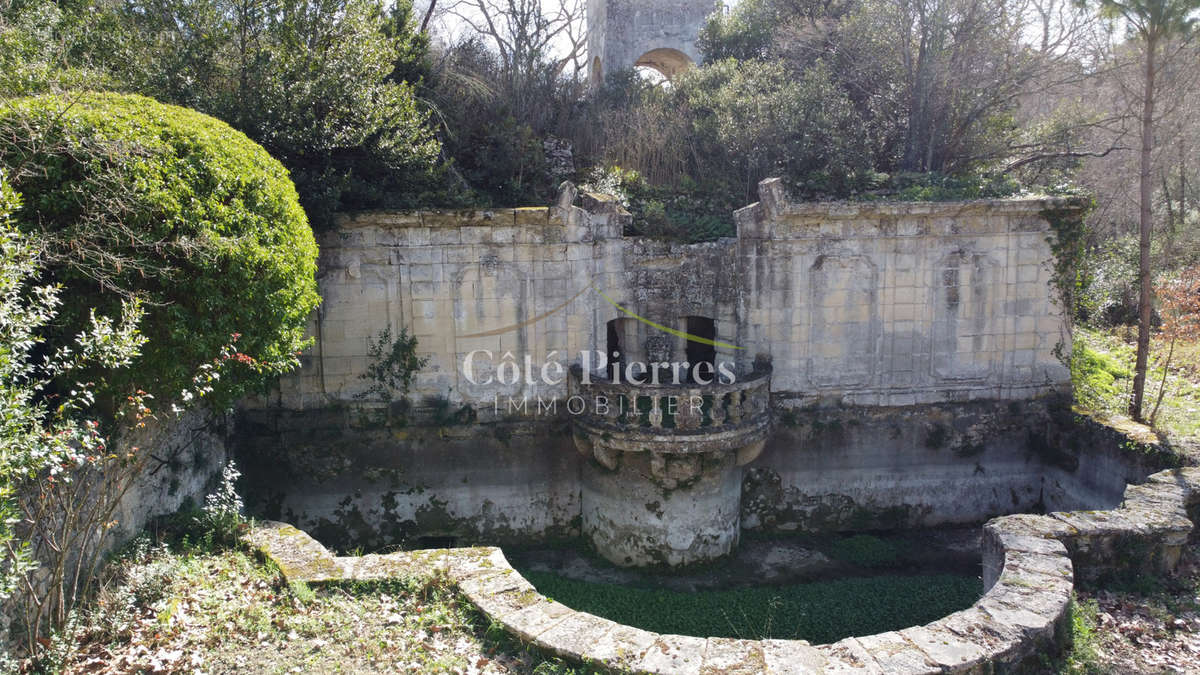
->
110, 409, 230, 545
240, 181, 1094, 546
236, 408, 581, 551
271, 182, 1075, 411
737, 179, 1072, 404
273, 198, 617, 410
745, 399, 1181, 535
2, 410, 228, 646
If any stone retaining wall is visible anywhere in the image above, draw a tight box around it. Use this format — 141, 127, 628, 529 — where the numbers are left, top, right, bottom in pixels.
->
245, 467, 1199, 674
238, 182, 1089, 547
256, 182, 1080, 414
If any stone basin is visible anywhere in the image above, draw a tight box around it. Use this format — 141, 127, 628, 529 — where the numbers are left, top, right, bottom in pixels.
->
243, 466, 1200, 674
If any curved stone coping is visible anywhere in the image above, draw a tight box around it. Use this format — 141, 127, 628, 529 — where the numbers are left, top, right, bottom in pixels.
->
243, 467, 1199, 675
574, 414, 772, 455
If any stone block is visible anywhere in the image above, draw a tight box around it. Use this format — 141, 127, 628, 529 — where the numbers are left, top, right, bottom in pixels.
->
514, 207, 549, 227
815, 638, 885, 673
1003, 549, 1073, 581
899, 625, 989, 674
489, 228, 517, 244
535, 611, 620, 660
583, 624, 659, 671
499, 599, 574, 643
456, 570, 531, 612
760, 639, 828, 674
243, 521, 342, 584
855, 631, 938, 673
443, 546, 511, 579
460, 226, 490, 244
975, 593, 1063, 644
701, 638, 766, 674
428, 227, 461, 246
636, 635, 708, 675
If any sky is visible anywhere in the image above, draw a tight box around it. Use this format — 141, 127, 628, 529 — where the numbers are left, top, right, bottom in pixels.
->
418, 0, 740, 47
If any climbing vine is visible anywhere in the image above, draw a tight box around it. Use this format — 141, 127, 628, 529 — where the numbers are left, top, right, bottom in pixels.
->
1042, 199, 1093, 325
1043, 198, 1094, 375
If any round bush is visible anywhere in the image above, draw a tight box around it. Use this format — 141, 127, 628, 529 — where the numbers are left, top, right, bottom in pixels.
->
0, 92, 320, 407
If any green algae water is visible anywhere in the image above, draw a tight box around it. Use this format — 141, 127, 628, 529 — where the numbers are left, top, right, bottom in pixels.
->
516, 570, 981, 643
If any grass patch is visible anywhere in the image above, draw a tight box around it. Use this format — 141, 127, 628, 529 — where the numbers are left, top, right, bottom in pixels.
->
517, 571, 981, 643
1071, 327, 1200, 440
1052, 596, 1103, 674
56, 539, 554, 673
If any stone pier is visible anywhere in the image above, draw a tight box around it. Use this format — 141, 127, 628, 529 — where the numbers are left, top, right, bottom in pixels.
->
570, 365, 771, 566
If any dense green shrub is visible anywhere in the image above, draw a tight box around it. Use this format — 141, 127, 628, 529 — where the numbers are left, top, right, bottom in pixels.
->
0, 92, 320, 408
1079, 235, 1142, 326
1070, 334, 1133, 414
427, 37, 583, 207
674, 58, 876, 203
696, 0, 777, 62
581, 167, 739, 242
0, 0, 106, 97
881, 172, 1023, 202
576, 57, 878, 238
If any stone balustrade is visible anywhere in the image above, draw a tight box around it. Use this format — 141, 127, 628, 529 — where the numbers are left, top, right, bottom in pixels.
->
568, 364, 772, 459
568, 364, 774, 566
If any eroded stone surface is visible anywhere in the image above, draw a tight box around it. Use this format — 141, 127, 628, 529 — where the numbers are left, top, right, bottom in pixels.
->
855, 631, 937, 673
637, 635, 708, 675
899, 625, 989, 673
700, 638, 766, 675
816, 638, 885, 673
584, 623, 659, 670
534, 611, 619, 660
500, 599, 575, 643
244, 521, 342, 584
760, 639, 828, 674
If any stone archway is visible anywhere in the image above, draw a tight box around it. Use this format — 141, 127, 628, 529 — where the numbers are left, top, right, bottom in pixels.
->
634, 47, 695, 80
586, 0, 713, 87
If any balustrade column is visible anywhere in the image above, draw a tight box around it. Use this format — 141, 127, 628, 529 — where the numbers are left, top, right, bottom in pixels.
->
727, 390, 744, 424
677, 389, 702, 430
605, 387, 624, 424
710, 393, 728, 426
648, 395, 663, 428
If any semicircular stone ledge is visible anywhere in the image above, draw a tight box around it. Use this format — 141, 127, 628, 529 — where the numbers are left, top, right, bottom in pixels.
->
244, 467, 1200, 674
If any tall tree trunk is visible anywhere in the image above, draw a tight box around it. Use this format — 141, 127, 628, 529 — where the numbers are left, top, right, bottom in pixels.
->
1130, 34, 1157, 421
1163, 171, 1175, 263
1173, 143, 1186, 261
421, 0, 438, 33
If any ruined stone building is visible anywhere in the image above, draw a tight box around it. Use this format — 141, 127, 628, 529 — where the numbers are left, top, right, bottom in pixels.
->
587, 0, 718, 83
232, 179, 1150, 569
